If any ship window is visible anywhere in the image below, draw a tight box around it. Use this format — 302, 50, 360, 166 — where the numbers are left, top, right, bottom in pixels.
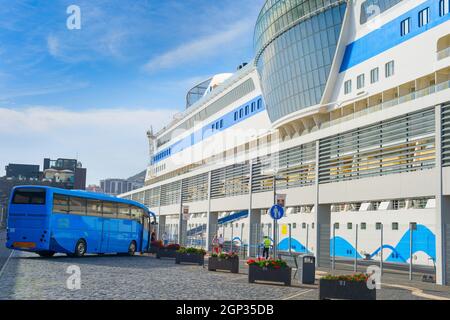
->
234, 111, 238, 121
251, 102, 256, 112
245, 105, 249, 115
370, 67, 379, 84
344, 80, 352, 94
361, 223, 367, 230
392, 222, 399, 231
440, 0, 449, 16
385, 60, 395, 78
257, 99, 262, 109
239, 109, 243, 118
357, 74, 365, 89
400, 18, 410, 36
347, 223, 353, 230
418, 8, 429, 27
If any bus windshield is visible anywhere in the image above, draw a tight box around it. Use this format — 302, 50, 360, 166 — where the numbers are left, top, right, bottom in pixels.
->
12, 188, 46, 205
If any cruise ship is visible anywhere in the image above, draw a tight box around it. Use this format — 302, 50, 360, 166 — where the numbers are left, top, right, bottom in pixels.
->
121, 0, 450, 285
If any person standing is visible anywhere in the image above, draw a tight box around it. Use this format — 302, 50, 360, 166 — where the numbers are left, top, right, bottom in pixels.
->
162, 232, 169, 247
150, 230, 156, 242
262, 236, 271, 259
218, 234, 225, 254
212, 235, 219, 254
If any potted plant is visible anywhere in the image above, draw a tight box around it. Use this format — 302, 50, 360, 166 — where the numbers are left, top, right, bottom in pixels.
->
176, 247, 206, 266
208, 252, 239, 273
319, 274, 376, 300
149, 240, 163, 254
247, 258, 291, 286
156, 243, 180, 259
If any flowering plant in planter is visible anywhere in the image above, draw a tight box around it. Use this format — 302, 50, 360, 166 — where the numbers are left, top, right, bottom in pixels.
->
165, 243, 181, 250
247, 258, 291, 286
177, 247, 206, 255
319, 273, 375, 300
246, 257, 288, 269
211, 252, 238, 259
151, 240, 163, 248
322, 273, 369, 282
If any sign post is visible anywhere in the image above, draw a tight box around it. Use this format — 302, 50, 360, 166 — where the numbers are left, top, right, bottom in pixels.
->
276, 194, 286, 208
179, 205, 189, 246
269, 204, 284, 258
182, 206, 190, 221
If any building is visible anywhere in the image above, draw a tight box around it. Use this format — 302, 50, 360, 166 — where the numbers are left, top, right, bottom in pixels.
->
86, 185, 103, 193
0, 158, 87, 219
43, 158, 87, 190
5, 164, 40, 180
121, 0, 450, 285
100, 171, 145, 196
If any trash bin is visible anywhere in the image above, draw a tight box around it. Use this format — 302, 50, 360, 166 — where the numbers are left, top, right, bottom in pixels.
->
297, 254, 315, 284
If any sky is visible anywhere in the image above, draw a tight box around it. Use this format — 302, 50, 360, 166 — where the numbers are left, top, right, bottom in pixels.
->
0, 0, 264, 185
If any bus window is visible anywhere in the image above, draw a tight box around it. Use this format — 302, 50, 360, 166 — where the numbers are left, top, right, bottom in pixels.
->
130, 206, 143, 223
87, 200, 102, 217
53, 194, 69, 213
69, 197, 86, 215
118, 203, 130, 219
103, 201, 118, 218
12, 188, 46, 205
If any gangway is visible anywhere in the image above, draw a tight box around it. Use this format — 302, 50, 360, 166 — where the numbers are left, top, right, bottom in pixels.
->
186, 210, 249, 236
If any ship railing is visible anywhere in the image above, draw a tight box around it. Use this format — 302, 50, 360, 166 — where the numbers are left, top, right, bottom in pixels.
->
323, 80, 450, 129
437, 47, 450, 60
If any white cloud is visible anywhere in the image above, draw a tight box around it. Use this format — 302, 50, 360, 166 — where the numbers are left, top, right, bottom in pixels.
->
143, 19, 255, 72
46, 35, 60, 57
0, 81, 90, 102
0, 106, 176, 185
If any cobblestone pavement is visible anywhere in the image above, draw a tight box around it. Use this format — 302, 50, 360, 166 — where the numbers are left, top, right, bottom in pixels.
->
0, 251, 308, 300
0, 251, 447, 300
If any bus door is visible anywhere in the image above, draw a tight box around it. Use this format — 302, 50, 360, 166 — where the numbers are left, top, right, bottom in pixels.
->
99, 218, 109, 253
141, 215, 150, 253
100, 202, 114, 253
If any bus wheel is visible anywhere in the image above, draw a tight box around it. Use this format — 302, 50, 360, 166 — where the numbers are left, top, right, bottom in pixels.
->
74, 239, 87, 257
38, 251, 55, 258
128, 241, 136, 256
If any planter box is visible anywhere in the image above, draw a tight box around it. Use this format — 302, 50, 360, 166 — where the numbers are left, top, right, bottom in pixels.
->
248, 265, 291, 286
176, 253, 205, 266
319, 279, 376, 300
208, 256, 239, 273
149, 245, 160, 254
156, 248, 178, 259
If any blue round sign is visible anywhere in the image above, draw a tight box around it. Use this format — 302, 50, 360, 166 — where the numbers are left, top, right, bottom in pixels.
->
269, 205, 284, 220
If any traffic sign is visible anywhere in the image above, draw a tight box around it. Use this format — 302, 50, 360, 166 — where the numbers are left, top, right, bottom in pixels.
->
269, 204, 284, 220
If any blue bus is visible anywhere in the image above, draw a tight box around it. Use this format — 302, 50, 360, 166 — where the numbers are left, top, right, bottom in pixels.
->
5, 186, 156, 257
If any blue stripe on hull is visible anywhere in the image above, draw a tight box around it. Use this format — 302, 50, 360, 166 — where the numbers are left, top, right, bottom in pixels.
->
340, 0, 449, 72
